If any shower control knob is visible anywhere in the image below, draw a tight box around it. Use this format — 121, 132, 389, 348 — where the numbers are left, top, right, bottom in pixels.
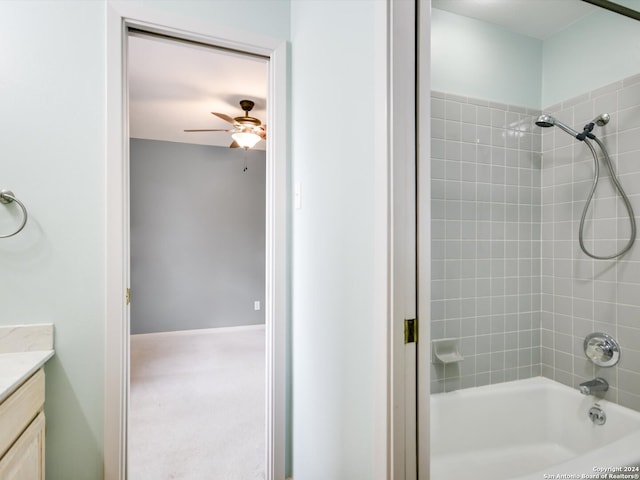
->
584, 333, 620, 368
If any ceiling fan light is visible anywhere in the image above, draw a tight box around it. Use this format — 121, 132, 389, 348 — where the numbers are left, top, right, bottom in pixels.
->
231, 131, 261, 149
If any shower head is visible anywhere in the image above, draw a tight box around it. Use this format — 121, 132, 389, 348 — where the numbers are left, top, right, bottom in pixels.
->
535, 114, 581, 138
575, 113, 611, 141
536, 113, 556, 128
535, 114, 555, 128
592, 113, 610, 127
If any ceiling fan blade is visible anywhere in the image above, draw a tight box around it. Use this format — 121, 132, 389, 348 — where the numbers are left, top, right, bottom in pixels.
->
183, 128, 233, 132
212, 112, 237, 125
230, 140, 240, 148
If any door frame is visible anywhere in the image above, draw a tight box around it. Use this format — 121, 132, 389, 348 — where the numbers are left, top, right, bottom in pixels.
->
105, 3, 288, 479
389, 0, 418, 478
417, 1, 432, 478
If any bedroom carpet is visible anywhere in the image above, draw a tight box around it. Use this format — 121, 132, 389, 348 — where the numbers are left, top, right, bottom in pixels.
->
128, 326, 265, 480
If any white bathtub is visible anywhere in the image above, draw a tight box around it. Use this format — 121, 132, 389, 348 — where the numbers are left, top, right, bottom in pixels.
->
431, 377, 640, 480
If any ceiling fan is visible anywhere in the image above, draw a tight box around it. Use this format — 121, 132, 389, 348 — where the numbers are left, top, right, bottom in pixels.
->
184, 99, 266, 149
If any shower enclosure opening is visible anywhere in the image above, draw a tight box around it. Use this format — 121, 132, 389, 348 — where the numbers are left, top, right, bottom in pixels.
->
426, 1, 640, 478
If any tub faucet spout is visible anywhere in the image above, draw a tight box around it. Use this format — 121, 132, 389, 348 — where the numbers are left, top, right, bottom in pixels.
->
579, 377, 609, 395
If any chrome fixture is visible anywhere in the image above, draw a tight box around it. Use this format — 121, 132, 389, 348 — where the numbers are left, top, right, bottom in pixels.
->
536, 113, 636, 259
588, 406, 606, 425
591, 113, 610, 127
0, 189, 28, 238
584, 332, 620, 367
535, 114, 581, 137
579, 377, 609, 395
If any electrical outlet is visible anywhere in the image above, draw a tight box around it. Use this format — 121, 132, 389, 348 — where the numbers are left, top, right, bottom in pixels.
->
254, 301, 260, 311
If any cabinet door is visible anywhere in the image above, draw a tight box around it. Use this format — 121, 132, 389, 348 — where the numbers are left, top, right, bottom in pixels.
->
0, 411, 45, 480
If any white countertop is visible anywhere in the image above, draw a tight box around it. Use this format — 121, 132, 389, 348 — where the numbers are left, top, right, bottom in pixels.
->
0, 324, 55, 403
0, 350, 54, 403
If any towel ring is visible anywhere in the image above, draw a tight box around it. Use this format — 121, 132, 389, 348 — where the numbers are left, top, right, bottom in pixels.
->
0, 190, 28, 238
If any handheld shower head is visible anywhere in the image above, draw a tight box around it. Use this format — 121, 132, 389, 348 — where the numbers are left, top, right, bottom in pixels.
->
535, 114, 555, 128
535, 114, 581, 138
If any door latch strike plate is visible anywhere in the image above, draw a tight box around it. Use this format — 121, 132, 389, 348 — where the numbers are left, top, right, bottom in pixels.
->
126, 288, 131, 305
405, 318, 417, 344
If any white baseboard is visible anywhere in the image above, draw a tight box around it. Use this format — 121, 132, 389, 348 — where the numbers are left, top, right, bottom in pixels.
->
131, 324, 265, 339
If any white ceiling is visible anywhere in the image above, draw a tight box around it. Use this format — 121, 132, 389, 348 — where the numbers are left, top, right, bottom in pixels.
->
432, 0, 597, 39
128, 33, 268, 150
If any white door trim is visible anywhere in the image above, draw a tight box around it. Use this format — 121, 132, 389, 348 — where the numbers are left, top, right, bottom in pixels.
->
389, 0, 417, 478
105, 3, 288, 479
417, 1, 432, 478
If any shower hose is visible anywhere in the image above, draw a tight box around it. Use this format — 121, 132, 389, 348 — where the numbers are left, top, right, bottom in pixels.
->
579, 136, 636, 259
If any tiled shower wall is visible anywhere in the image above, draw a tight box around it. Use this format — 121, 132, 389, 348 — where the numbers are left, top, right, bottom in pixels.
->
541, 73, 640, 411
430, 91, 542, 393
430, 74, 640, 411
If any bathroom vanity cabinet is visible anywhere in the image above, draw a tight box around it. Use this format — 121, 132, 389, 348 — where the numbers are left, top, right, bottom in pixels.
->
0, 324, 54, 479
0, 369, 45, 479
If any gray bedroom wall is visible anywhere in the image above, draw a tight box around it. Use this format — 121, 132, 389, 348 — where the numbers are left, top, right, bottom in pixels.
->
130, 138, 266, 334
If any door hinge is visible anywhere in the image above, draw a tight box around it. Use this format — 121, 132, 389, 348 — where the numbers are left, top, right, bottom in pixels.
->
404, 318, 417, 344
126, 288, 131, 305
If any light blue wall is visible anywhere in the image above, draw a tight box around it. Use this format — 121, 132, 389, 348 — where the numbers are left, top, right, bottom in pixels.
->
136, 0, 291, 40
0, 1, 290, 478
2, 0, 395, 478
431, 8, 542, 109
542, 8, 640, 107
432, 6, 640, 110
0, 2, 106, 477
291, 0, 387, 477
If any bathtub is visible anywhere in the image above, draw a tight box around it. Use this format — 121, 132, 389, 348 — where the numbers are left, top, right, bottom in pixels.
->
431, 377, 640, 480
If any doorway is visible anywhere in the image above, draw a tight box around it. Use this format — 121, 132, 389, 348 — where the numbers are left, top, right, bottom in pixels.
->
126, 30, 269, 479
105, 6, 288, 479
